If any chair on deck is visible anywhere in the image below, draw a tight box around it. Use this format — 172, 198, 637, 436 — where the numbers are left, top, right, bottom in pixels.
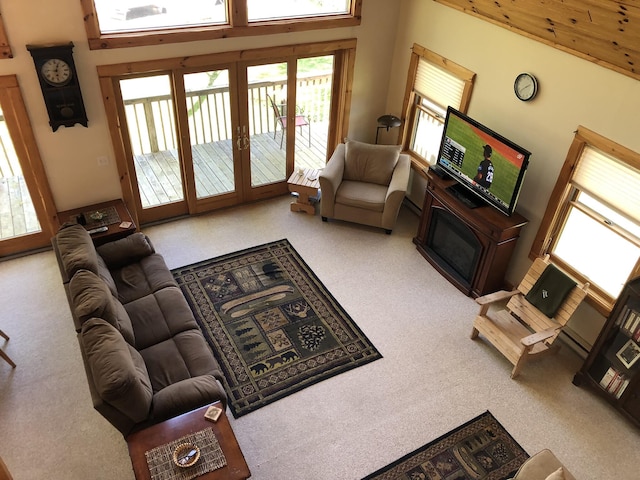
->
471, 255, 589, 378
267, 94, 310, 149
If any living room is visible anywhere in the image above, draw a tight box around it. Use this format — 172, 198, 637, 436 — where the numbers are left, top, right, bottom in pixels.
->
1, 0, 640, 479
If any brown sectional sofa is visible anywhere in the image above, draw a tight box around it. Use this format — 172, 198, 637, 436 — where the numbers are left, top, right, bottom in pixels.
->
52, 224, 227, 436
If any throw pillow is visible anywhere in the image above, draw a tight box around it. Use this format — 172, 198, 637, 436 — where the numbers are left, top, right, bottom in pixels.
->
545, 467, 566, 480
96, 233, 155, 269
524, 263, 577, 318
344, 140, 401, 186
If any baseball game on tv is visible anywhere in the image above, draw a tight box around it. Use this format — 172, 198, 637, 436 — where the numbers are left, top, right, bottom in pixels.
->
434, 107, 531, 216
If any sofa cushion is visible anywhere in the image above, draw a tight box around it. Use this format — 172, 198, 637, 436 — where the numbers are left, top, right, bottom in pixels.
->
55, 223, 101, 280
96, 233, 155, 269
140, 330, 223, 393
151, 376, 226, 422
344, 140, 400, 186
125, 286, 199, 350
69, 269, 135, 345
81, 318, 153, 423
110, 254, 178, 304
336, 180, 388, 212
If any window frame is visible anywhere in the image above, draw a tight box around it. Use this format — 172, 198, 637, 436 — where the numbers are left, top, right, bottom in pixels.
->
399, 44, 475, 170
530, 126, 640, 315
80, 0, 362, 50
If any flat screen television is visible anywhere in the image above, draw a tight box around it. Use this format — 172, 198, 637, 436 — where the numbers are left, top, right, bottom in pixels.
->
433, 107, 531, 216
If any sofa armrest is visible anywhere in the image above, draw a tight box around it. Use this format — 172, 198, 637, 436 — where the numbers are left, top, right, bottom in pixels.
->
96, 233, 155, 269
151, 376, 228, 422
319, 144, 346, 218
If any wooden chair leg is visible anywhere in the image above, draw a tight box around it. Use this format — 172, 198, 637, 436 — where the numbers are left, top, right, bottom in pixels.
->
0, 329, 8, 341
510, 346, 533, 379
471, 326, 479, 339
0, 349, 16, 368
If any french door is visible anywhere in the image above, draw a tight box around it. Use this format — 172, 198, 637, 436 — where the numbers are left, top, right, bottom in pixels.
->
0, 76, 57, 257
103, 41, 353, 225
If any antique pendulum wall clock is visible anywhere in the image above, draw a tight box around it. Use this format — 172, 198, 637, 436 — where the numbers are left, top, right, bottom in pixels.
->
27, 42, 88, 132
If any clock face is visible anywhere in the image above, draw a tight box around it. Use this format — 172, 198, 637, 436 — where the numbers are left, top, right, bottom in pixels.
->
514, 73, 538, 101
41, 58, 72, 86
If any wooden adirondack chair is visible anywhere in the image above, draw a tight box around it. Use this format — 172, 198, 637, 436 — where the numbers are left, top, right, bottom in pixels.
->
471, 255, 589, 378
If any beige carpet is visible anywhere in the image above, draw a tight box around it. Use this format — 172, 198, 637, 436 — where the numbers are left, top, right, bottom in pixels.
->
0, 195, 638, 479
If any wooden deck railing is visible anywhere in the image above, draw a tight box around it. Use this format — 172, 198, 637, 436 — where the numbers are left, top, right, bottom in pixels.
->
124, 74, 332, 156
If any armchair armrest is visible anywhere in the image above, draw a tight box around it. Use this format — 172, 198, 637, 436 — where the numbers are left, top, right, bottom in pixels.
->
476, 289, 518, 306
381, 154, 411, 230
319, 144, 345, 218
521, 327, 559, 347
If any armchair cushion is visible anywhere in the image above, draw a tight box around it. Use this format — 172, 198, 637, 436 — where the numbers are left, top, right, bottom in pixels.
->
344, 140, 401, 185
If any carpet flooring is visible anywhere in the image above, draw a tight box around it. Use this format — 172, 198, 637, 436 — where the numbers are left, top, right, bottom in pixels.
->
172, 239, 382, 417
363, 411, 529, 480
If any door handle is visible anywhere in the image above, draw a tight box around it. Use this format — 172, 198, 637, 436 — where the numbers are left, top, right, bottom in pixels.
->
236, 126, 242, 151
242, 125, 249, 150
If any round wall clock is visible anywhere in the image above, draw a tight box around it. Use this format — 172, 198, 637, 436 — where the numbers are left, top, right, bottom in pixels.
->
514, 73, 538, 102
40, 58, 73, 86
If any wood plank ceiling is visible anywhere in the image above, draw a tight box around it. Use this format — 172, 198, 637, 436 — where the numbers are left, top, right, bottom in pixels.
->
434, 0, 640, 81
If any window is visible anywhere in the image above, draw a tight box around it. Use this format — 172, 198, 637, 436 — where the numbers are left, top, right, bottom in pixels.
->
400, 45, 475, 167
531, 126, 640, 315
82, 0, 360, 50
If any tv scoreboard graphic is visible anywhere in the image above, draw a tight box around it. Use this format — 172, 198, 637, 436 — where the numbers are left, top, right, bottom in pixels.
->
441, 137, 465, 167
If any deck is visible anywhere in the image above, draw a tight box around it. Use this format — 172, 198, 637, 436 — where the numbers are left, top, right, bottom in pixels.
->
135, 126, 328, 207
0, 126, 328, 239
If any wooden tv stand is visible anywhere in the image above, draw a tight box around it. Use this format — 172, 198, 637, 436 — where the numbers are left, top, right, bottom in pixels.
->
413, 171, 528, 297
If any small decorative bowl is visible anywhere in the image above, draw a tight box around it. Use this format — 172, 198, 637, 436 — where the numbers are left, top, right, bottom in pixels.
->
89, 211, 105, 221
172, 443, 200, 468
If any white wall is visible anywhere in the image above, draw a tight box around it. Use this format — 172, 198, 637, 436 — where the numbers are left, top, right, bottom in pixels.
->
386, 0, 640, 346
0, 0, 399, 211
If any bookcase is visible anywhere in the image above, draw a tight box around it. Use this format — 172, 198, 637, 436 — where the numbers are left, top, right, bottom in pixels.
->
573, 277, 640, 427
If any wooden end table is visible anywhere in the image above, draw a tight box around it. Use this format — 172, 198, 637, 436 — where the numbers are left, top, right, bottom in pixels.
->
287, 168, 321, 214
57, 199, 137, 246
126, 402, 251, 480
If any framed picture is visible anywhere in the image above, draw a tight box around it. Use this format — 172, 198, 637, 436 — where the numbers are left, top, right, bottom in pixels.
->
616, 339, 640, 369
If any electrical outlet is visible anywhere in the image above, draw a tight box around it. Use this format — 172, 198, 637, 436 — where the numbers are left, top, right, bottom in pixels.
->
97, 156, 109, 166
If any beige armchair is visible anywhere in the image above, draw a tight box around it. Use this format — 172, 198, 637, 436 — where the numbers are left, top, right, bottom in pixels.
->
319, 140, 410, 234
511, 449, 576, 480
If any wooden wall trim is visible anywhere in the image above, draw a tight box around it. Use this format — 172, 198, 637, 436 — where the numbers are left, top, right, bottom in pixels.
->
434, 0, 640, 81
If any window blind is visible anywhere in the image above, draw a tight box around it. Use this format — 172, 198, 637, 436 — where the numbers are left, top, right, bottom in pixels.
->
414, 58, 465, 110
571, 146, 640, 223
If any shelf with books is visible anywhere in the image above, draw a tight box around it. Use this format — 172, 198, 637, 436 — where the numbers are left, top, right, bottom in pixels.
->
574, 276, 640, 428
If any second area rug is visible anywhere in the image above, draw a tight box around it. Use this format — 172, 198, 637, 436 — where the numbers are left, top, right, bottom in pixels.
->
363, 411, 529, 480
172, 239, 382, 417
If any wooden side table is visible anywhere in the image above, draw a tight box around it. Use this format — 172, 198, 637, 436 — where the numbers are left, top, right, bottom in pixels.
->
126, 403, 251, 480
57, 199, 137, 246
287, 168, 321, 214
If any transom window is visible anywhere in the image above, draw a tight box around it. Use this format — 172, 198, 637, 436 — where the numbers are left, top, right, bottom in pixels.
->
400, 45, 475, 167
531, 126, 640, 315
83, 0, 359, 50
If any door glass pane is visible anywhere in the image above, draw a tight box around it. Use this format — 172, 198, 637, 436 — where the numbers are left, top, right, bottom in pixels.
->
184, 70, 235, 199
248, 0, 349, 21
295, 55, 333, 170
120, 75, 183, 208
95, 0, 228, 34
0, 105, 41, 239
247, 63, 287, 187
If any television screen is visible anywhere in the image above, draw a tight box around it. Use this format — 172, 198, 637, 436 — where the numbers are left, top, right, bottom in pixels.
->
435, 107, 531, 216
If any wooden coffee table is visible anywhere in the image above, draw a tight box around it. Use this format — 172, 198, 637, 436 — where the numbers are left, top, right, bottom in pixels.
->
126, 402, 251, 480
287, 168, 321, 214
